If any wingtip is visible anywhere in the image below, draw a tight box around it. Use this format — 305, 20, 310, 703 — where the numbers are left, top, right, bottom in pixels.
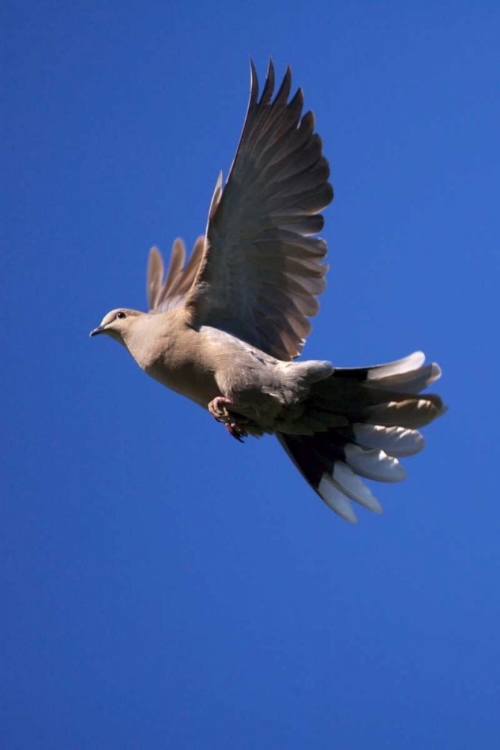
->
208, 171, 224, 220
259, 59, 275, 104
249, 58, 258, 102
146, 246, 165, 310
147, 245, 164, 276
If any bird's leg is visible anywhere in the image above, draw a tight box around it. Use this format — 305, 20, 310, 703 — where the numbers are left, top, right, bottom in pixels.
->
207, 396, 249, 442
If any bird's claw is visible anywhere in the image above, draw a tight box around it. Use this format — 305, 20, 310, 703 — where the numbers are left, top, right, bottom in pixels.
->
208, 396, 249, 442
224, 421, 248, 442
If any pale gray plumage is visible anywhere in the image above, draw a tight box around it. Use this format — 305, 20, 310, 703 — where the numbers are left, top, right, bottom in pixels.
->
91, 60, 446, 523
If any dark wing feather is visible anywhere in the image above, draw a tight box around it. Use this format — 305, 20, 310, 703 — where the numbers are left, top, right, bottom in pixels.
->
184, 60, 333, 360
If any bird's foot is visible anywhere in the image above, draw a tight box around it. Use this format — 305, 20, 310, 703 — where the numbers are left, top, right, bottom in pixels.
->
208, 396, 249, 442
224, 421, 248, 442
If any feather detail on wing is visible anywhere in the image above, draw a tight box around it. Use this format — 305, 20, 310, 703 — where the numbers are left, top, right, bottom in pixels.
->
147, 237, 205, 313
184, 59, 333, 360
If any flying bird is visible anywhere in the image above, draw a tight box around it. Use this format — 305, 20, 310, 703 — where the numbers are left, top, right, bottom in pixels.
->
91, 61, 446, 523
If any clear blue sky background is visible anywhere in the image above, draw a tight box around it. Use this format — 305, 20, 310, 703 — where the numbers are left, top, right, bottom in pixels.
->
3, 2, 499, 748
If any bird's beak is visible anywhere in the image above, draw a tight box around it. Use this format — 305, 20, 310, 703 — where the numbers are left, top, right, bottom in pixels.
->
90, 326, 105, 337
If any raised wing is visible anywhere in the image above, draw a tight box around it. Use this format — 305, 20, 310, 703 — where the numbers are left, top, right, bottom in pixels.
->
184, 60, 333, 360
147, 237, 205, 313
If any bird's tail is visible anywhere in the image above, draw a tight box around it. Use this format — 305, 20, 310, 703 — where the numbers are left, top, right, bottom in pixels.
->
277, 351, 446, 522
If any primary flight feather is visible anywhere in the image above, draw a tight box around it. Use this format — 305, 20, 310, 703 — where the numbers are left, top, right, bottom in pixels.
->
91, 60, 446, 523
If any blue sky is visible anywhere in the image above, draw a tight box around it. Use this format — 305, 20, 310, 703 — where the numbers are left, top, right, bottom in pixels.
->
3, 1, 499, 747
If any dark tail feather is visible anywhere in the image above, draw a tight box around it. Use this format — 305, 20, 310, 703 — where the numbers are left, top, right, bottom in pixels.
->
277, 351, 446, 523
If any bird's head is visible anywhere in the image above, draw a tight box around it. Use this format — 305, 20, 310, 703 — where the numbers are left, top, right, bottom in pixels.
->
90, 308, 143, 346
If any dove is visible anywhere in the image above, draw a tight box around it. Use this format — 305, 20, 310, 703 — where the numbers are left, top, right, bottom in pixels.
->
91, 60, 446, 523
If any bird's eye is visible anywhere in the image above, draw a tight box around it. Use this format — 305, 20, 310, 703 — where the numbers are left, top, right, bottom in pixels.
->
116, 311, 126, 320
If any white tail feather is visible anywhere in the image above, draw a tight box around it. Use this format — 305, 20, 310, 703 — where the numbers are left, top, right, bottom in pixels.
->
365, 399, 440, 428
353, 424, 425, 457
317, 476, 358, 523
366, 351, 425, 380
333, 462, 382, 513
344, 444, 407, 482
369, 363, 442, 394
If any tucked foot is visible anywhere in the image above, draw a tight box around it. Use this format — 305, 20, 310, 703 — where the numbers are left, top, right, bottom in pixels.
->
208, 396, 234, 421
208, 396, 249, 442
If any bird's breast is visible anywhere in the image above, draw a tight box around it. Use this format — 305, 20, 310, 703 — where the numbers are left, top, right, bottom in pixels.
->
142, 328, 223, 408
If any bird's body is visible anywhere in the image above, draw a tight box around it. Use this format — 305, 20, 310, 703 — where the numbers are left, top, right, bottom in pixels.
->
123, 309, 224, 408
91, 61, 446, 522
115, 305, 334, 434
